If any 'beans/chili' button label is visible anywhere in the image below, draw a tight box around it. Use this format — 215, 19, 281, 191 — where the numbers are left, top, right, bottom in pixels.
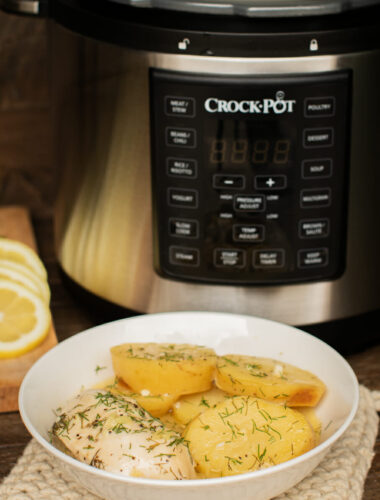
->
166, 127, 196, 148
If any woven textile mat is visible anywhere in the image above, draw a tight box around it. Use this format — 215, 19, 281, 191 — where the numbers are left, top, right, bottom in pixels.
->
1, 385, 379, 500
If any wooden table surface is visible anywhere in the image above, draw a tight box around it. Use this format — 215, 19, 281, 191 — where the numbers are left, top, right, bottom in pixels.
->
0, 217, 379, 497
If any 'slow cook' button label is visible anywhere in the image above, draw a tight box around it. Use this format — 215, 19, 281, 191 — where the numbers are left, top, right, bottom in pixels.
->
169, 246, 200, 267
169, 218, 199, 238
298, 248, 329, 268
234, 194, 266, 212
166, 127, 196, 148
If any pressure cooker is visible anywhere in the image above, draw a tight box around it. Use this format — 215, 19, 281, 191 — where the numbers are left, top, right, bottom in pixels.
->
2, 0, 380, 336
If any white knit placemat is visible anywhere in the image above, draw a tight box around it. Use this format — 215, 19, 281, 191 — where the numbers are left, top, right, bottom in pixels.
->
1, 385, 379, 500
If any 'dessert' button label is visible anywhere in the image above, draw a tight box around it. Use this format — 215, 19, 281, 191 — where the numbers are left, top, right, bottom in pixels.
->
303, 128, 334, 148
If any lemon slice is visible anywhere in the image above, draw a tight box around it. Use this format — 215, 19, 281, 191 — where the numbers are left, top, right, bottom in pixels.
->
0, 238, 47, 281
0, 280, 51, 358
0, 264, 44, 300
0, 259, 50, 304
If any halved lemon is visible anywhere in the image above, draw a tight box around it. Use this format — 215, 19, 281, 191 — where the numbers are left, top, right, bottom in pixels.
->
0, 280, 51, 358
0, 238, 47, 281
0, 259, 50, 304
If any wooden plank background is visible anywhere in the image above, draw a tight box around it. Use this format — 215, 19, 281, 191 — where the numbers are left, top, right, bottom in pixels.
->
0, 10, 53, 219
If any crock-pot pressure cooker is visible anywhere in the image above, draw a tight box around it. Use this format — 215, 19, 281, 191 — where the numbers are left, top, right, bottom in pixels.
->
3, 0, 380, 332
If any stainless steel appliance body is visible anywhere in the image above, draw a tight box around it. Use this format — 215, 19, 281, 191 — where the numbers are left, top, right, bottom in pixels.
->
4, 0, 380, 326
51, 23, 380, 325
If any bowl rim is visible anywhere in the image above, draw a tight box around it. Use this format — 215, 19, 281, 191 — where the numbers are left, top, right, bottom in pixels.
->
19, 311, 360, 488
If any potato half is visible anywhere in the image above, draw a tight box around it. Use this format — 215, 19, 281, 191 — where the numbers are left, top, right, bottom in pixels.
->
172, 386, 230, 425
111, 343, 217, 396
184, 396, 314, 478
215, 355, 325, 406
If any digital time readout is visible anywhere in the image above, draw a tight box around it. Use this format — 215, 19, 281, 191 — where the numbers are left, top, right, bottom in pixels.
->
209, 139, 291, 164
205, 119, 296, 167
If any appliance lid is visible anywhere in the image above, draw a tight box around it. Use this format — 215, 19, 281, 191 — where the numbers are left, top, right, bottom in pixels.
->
110, 0, 380, 17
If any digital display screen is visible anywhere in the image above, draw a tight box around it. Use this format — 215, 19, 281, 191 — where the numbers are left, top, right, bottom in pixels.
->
204, 119, 296, 167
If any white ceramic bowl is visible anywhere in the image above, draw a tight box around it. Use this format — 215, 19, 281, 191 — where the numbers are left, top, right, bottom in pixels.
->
19, 312, 359, 500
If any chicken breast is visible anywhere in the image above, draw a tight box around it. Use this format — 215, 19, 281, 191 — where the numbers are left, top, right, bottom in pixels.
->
51, 389, 196, 480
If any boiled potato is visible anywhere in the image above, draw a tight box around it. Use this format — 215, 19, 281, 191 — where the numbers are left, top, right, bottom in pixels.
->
111, 343, 217, 396
184, 396, 314, 478
110, 378, 178, 417
159, 413, 186, 434
172, 386, 230, 425
297, 407, 322, 445
215, 355, 325, 406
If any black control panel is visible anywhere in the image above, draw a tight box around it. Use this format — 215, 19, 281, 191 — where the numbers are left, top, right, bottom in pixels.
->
150, 70, 351, 284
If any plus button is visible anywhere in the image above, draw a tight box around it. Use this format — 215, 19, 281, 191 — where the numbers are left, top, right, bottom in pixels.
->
266, 178, 276, 188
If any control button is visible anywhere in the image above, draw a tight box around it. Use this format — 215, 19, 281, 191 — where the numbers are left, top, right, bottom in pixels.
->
166, 127, 196, 148
300, 188, 331, 208
169, 218, 199, 239
304, 97, 335, 117
214, 249, 245, 269
165, 96, 195, 117
234, 194, 266, 212
298, 248, 329, 268
302, 159, 332, 179
169, 246, 200, 267
253, 249, 285, 269
168, 188, 198, 208
233, 224, 265, 243
167, 158, 197, 178
213, 174, 245, 190
255, 175, 287, 190
303, 128, 334, 148
299, 219, 330, 239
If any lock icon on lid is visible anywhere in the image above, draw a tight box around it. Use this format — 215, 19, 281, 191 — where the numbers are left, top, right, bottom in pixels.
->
178, 38, 190, 50
309, 38, 319, 51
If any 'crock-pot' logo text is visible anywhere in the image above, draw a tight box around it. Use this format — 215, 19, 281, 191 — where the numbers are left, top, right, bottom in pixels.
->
204, 96, 296, 114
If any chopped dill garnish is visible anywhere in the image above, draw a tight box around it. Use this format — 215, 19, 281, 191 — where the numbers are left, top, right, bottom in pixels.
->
95, 365, 107, 374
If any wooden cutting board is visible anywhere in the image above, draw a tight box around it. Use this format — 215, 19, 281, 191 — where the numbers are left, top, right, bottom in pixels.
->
0, 206, 58, 412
